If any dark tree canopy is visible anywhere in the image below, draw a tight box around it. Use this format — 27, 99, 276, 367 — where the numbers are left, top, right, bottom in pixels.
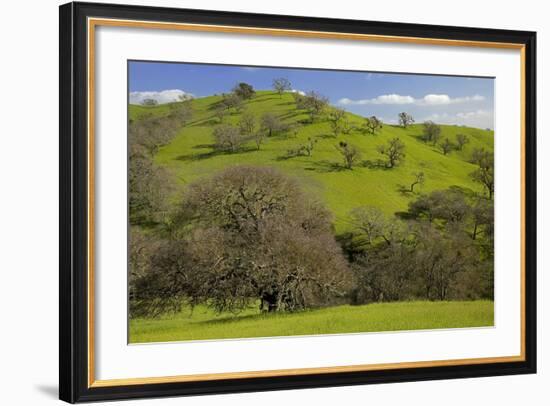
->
232, 82, 256, 99
349, 197, 493, 304
408, 188, 471, 224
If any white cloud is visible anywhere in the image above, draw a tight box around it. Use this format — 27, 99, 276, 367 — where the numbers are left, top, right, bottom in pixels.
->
129, 89, 194, 105
288, 89, 306, 96
338, 93, 484, 106
339, 94, 414, 105
241, 67, 260, 72
419, 94, 485, 105
420, 94, 452, 105
422, 110, 493, 129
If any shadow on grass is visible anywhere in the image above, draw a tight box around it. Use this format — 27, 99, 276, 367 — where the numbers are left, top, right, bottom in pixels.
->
187, 117, 220, 127
360, 159, 391, 170
276, 101, 295, 107
175, 146, 257, 161
278, 111, 304, 121
198, 312, 268, 325
201, 118, 221, 126
275, 152, 312, 161
304, 160, 348, 173
315, 133, 338, 139
198, 308, 316, 325
246, 96, 278, 104
275, 154, 295, 161
192, 143, 215, 149
395, 211, 417, 220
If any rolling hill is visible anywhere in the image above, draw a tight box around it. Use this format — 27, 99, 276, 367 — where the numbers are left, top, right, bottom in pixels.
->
129, 90, 494, 233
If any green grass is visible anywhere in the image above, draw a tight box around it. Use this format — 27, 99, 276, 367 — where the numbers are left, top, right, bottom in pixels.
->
130, 90, 494, 233
129, 300, 494, 343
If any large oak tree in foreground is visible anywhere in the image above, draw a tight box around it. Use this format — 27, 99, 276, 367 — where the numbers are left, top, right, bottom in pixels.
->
131, 166, 353, 317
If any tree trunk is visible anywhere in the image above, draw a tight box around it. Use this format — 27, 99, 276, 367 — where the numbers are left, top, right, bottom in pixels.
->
261, 292, 279, 312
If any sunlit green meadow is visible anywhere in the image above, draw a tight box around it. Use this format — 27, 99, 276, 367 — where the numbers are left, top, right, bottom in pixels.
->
131, 90, 493, 233
129, 300, 493, 343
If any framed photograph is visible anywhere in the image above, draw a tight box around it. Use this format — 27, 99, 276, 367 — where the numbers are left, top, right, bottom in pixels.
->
59, 1, 536, 403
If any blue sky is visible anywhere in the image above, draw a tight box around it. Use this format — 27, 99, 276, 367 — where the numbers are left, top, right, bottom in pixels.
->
129, 61, 494, 129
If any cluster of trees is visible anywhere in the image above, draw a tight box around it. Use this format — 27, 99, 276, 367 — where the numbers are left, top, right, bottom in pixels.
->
209, 80, 338, 159
346, 188, 494, 304
421, 121, 472, 156
209, 79, 420, 172
130, 165, 494, 318
208, 81, 306, 154
293, 91, 329, 123
129, 100, 193, 224
130, 166, 353, 317
212, 109, 292, 153
213, 83, 256, 123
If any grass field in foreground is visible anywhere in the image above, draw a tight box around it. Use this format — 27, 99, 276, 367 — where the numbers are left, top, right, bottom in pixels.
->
129, 300, 493, 344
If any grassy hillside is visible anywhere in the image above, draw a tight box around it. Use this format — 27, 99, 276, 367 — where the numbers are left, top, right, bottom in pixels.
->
129, 300, 493, 343
130, 90, 494, 233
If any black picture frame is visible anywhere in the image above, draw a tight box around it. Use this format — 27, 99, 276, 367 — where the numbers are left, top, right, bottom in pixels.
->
59, 1, 537, 403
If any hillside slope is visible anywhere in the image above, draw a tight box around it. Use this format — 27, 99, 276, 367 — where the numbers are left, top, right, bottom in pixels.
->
129, 90, 494, 232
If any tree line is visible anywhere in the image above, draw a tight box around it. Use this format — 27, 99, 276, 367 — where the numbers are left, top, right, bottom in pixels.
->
129, 98, 193, 224
343, 188, 493, 304
130, 165, 493, 318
